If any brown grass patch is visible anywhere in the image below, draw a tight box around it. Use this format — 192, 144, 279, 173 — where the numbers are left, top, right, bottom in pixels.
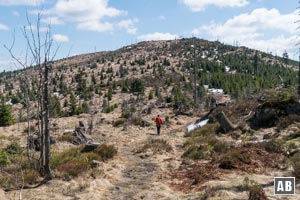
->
217, 144, 284, 173
170, 162, 223, 193
136, 138, 172, 154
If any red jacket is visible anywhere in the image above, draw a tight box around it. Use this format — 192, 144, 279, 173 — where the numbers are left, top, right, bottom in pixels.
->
155, 116, 163, 126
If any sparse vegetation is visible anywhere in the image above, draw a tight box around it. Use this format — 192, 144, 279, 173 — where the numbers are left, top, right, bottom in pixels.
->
57, 134, 74, 143
113, 118, 127, 127
290, 153, 300, 178
51, 144, 117, 177
136, 138, 172, 154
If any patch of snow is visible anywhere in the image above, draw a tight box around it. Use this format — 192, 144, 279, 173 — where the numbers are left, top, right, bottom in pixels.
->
187, 119, 209, 132
5, 99, 13, 106
208, 88, 224, 94
225, 66, 230, 72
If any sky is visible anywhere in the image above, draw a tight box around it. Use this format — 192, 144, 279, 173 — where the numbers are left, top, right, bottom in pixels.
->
0, 0, 298, 71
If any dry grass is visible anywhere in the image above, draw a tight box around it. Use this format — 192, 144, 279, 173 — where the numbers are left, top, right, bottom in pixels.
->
136, 138, 172, 154
51, 144, 117, 177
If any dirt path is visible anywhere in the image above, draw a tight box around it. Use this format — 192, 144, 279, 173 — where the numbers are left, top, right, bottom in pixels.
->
107, 123, 191, 200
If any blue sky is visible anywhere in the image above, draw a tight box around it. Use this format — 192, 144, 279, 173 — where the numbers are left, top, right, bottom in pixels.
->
0, 0, 298, 71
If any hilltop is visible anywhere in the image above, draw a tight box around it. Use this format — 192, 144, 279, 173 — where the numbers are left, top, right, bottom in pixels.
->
0, 38, 300, 199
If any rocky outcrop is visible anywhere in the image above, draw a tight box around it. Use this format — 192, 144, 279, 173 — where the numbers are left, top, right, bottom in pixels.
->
251, 97, 300, 128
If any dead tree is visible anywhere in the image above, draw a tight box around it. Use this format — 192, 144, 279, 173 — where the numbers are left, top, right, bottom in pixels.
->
5, 13, 58, 180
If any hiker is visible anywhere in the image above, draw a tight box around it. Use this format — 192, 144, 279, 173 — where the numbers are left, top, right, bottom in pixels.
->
155, 115, 163, 135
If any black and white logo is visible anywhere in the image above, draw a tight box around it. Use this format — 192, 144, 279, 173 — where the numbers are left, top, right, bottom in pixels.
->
274, 177, 295, 195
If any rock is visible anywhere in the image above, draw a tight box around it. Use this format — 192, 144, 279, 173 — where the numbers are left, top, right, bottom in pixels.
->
0, 189, 8, 200
81, 141, 101, 152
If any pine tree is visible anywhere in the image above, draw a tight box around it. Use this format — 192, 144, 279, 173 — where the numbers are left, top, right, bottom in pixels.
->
0, 104, 15, 127
69, 92, 77, 116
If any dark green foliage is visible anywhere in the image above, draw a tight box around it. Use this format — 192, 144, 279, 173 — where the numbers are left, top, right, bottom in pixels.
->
93, 144, 118, 161
5, 143, 23, 154
0, 149, 10, 165
148, 90, 154, 100
51, 144, 117, 177
50, 96, 62, 118
130, 79, 145, 96
171, 86, 193, 114
69, 92, 77, 116
10, 95, 20, 104
0, 104, 15, 127
183, 135, 228, 160
163, 58, 170, 66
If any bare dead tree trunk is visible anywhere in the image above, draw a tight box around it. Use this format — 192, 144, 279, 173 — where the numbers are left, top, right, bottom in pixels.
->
43, 60, 51, 179
4, 12, 58, 181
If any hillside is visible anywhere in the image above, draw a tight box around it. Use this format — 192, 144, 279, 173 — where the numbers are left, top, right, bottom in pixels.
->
0, 38, 300, 199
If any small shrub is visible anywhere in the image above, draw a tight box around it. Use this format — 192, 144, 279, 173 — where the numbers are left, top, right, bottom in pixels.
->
137, 138, 172, 154
185, 123, 219, 138
23, 169, 40, 184
276, 115, 300, 130
248, 183, 268, 200
0, 149, 10, 165
219, 151, 250, 169
182, 145, 204, 159
199, 187, 217, 200
51, 146, 84, 169
23, 125, 36, 133
290, 153, 300, 178
113, 118, 127, 127
82, 152, 101, 162
5, 142, 23, 154
130, 115, 144, 126
165, 115, 170, 124
183, 134, 229, 160
93, 144, 117, 161
57, 134, 73, 143
263, 139, 283, 153
57, 162, 89, 177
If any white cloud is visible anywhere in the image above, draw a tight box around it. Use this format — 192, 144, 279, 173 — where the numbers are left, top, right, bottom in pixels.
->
138, 32, 179, 41
42, 0, 125, 32
183, 0, 249, 12
158, 15, 166, 20
53, 34, 69, 42
0, 0, 45, 6
24, 25, 49, 32
50, 0, 124, 22
117, 18, 138, 34
41, 17, 64, 25
192, 8, 298, 57
77, 21, 114, 32
0, 23, 9, 30
12, 11, 20, 16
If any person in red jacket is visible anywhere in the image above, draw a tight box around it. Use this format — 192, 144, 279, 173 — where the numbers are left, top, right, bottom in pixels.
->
155, 115, 163, 135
